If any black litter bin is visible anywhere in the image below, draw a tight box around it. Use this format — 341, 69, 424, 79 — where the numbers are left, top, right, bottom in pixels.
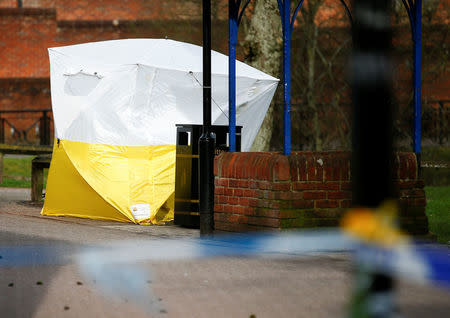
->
174, 124, 242, 228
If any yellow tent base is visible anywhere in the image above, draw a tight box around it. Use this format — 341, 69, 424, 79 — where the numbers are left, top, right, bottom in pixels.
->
42, 140, 175, 225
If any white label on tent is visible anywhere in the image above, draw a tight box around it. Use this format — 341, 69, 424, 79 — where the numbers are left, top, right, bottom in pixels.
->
130, 204, 151, 220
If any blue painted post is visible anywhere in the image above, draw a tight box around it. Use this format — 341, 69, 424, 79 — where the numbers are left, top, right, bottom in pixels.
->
413, 0, 422, 157
229, 2, 238, 152
278, 0, 303, 155
282, 0, 291, 155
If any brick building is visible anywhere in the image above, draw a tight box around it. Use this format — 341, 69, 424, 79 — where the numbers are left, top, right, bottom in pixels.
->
0, 0, 448, 146
0, 0, 228, 143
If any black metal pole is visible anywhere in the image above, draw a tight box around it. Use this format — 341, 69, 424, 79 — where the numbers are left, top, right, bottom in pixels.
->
199, 0, 215, 236
350, 0, 396, 317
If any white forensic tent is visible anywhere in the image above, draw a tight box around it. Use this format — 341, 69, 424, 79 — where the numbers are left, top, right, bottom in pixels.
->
42, 39, 279, 224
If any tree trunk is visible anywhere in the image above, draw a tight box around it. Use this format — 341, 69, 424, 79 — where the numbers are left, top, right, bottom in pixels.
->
242, 0, 282, 152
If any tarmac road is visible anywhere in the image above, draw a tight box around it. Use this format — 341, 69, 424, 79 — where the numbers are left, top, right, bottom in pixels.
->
0, 188, 449, 318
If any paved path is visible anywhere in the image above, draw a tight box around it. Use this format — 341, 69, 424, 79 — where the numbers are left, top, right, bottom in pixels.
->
0, 187, 30, 202
0, 187, 449, 318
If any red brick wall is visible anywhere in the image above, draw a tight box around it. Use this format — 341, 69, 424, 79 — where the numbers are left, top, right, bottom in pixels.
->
55, 0, 202, 21
55, 19, 228, 52
0, 78, 50, 110
55, 20, 199, 48
0, 0, 230, 22
0, 8, 226, 137
0, 0, 16, 8
0, 8, 56, 78
0, 7, 228, 79
0, 78, 52, 144
214, 152, 428, 235
0, 0, 203, 20
0, 1, 55, 8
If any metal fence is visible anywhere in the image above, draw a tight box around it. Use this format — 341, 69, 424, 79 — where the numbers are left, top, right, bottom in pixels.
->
271, 99, 449, 151
422, 100, 449, 146
0, 100, 447, 149
0, 109, 52, 146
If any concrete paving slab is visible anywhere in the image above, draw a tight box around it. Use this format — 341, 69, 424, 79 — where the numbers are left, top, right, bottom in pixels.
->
0, 264, 153, 318
1, 252, 449, 318
0, 192, 448, 318
0, 188, 30, 202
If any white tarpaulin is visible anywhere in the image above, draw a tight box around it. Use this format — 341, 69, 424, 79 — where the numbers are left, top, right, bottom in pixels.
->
48, 38, 279, 151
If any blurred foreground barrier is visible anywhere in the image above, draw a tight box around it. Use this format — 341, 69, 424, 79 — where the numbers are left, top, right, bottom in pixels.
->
1, 229, 448, 288
1, 227, 448, 314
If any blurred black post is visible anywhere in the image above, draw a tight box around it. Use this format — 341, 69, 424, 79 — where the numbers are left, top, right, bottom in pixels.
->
352, 0, 394, 208
199, 0, 215, 236
350, 0, 396, 317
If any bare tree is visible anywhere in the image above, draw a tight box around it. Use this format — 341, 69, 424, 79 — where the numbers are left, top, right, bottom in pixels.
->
239, 1, 353, 151
206, 0, 446, 151
241, 0, 283, 152
391, 0, 449, 148
289, 0, 352, 151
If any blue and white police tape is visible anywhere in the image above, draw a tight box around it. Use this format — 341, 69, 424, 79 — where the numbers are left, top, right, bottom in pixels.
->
1, 229, 448, 289
1, 228, 448, 314
74, 229, 450, 288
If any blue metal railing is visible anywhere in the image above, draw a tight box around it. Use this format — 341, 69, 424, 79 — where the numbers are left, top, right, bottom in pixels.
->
228, 0, 251, 152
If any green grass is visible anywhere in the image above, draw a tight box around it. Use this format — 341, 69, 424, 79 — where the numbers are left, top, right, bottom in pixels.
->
3, 156, 33, 176
395, 146, 450, 161
1, 178, 31, 188
1, 156, 48, 188
425, 186, 450, 244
